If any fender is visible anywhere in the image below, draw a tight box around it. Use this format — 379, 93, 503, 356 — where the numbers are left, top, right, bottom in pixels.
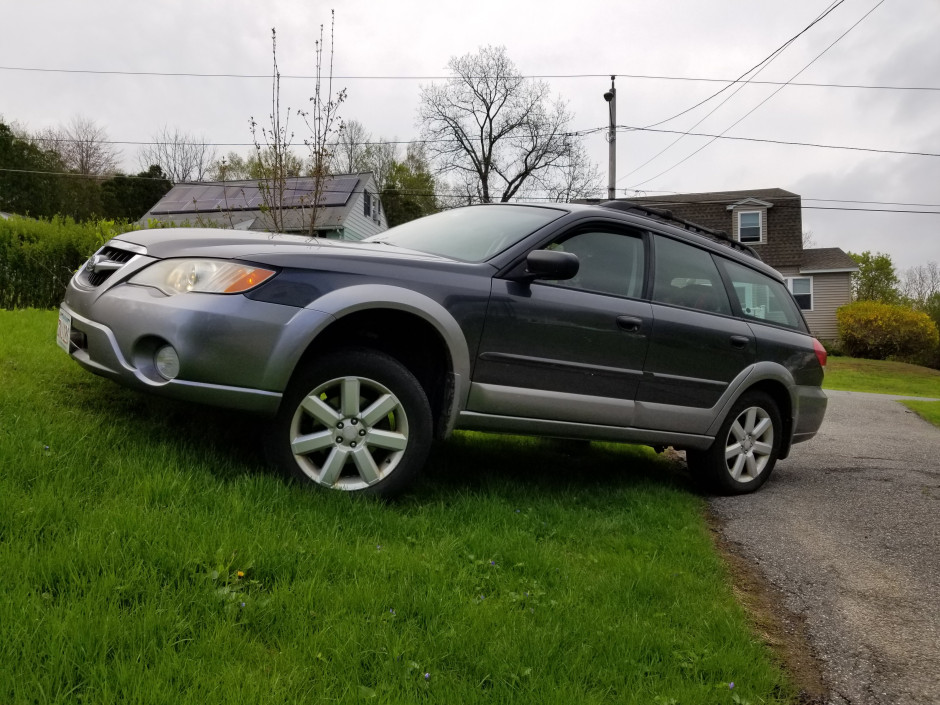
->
705, 361, 797, 438
304, 284, 473, 435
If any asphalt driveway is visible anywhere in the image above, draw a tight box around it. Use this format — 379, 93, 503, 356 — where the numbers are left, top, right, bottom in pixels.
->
709, 390, 940, 705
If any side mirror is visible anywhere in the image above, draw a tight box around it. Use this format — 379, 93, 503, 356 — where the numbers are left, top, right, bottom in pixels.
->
522, 249, 580, 281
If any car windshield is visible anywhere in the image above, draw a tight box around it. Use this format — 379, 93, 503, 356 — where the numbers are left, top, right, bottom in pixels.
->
366, 205, 566, 262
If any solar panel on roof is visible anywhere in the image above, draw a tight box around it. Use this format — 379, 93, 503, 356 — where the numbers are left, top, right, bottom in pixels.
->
149, 176, 362, 215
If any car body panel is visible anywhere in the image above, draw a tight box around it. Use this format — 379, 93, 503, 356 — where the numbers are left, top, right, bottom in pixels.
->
59, 203, 827, 475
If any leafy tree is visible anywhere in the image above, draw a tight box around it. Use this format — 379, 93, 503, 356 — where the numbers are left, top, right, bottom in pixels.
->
0, 121, 68, 217
419, 45, 597, 203
210, 150, 304, 182
848, 250, 900, 303
100, 165, 173, 220
381, 144, 438, 227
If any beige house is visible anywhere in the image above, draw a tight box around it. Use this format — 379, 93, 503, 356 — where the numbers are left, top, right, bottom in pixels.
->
611, 188, 857, 342
140, 173, 388, 240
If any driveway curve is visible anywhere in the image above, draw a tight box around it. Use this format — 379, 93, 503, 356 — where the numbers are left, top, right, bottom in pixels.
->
709, 390, 940, 705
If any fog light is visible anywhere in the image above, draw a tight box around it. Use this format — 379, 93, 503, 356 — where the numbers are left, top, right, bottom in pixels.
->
155, 345, 180, 380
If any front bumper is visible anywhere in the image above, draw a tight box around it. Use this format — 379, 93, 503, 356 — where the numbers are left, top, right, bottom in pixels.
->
61, 279, 335, 415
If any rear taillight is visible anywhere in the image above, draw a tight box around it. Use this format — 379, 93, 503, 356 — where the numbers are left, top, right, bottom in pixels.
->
813, 338, 827, 368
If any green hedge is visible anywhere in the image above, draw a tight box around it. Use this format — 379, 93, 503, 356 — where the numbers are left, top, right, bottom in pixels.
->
837, 300, 940, 363
0, 216, 126, 309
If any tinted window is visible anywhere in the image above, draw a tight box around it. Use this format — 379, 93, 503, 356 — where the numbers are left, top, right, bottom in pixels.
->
544, 230, 644, 298
652, 235, 732, 315
722, 260, 806, 330
367, 205, 565, 263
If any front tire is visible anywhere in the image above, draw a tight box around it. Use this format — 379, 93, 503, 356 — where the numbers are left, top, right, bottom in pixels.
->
687, 391, 782, 495
268, 348, 432, 497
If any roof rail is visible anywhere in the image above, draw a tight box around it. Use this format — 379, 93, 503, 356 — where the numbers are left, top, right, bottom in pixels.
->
598, 200, 761, 259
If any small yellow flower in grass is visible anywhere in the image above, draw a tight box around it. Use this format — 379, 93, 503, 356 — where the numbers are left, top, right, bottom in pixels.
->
237, 571, 245, 578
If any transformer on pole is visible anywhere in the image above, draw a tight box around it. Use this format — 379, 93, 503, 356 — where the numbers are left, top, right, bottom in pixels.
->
603, 76, 616, 200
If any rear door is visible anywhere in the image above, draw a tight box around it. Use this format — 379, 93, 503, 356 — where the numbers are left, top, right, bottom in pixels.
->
635, 235, 756, 432
470, 225, 652, 427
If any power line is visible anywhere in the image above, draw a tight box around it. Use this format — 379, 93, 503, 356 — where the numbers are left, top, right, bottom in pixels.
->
0, 64, 937, 91
615, 125, 940, 158
625, 0, 886, 189
618, 0, 845, 182
1, 166, 939, 215
641, 0, 847, 131
22, 127, 940, 159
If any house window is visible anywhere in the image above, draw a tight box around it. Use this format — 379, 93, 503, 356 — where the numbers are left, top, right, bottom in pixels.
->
786, 277, 813, 311
363, 190, 372, 217
737, 211, 762, 243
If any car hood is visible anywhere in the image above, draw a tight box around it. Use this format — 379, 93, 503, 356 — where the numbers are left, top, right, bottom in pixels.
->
113, 228, 454, 266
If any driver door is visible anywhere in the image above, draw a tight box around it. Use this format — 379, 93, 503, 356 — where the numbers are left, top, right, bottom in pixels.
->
469, 226, 652, 427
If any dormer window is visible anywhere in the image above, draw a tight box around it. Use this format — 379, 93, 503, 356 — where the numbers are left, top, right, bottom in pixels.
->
738, 211, 762, 243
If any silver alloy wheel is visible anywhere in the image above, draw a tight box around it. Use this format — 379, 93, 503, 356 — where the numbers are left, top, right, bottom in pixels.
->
723, 405, 775, 483
289, 375, 409, 491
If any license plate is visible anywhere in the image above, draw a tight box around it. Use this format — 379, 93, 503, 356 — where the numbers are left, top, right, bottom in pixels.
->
56, 308, 72, 353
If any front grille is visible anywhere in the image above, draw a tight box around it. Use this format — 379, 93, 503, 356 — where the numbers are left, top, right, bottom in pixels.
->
79, 246, 137, 288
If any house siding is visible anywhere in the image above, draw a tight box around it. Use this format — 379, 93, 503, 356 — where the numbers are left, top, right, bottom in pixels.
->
343, 189, 388, 241
777, 267, 851, 341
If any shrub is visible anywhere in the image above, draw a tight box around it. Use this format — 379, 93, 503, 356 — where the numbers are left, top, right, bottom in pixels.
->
837, 300, 939, 363
0, 216, 125, 309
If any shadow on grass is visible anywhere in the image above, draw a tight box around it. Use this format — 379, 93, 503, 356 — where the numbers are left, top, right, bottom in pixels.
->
418, 433, 696, 500
62, 373, 696, 500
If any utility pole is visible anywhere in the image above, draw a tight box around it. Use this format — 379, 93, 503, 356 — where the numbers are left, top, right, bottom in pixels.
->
603, 76, 616, 200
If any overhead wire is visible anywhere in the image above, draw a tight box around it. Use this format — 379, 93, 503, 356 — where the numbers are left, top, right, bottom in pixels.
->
624, 0, 887, 190
617, 0, 845, 182
638, 0, 846, 131
1, 166, 939, 215
0, 65, 937, 91
20, 126, 940, 159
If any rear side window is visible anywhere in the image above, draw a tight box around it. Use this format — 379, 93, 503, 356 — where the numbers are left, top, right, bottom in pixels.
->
721, 259, 806, 331
652, 235, 732, 315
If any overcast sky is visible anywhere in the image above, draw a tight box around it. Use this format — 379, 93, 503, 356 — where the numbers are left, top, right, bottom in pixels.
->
2, 0, 937, 271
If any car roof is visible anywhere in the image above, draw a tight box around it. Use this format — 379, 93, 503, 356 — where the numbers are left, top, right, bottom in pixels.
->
485, 201, 782, 280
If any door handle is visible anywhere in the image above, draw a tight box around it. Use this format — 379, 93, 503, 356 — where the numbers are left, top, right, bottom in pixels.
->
616, 315, 643, 332
730, 335, 750, 349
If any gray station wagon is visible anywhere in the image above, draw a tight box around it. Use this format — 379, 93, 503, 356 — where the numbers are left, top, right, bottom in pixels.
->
58, 201, 827, 496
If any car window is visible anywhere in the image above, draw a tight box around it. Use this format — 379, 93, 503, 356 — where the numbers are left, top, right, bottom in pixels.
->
544, 230, 645, 298
652, 235, 732, 315
720, 259, 806, 330
366, 204, 565, 262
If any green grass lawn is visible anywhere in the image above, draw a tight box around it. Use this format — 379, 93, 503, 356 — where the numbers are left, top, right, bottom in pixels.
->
824, 355, 940, 397
824, 356, 940, 428
1, 309, 794, 704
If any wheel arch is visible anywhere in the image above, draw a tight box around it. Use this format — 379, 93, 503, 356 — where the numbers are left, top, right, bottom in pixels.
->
288, 285, 472, 438
709, 363, 796, 458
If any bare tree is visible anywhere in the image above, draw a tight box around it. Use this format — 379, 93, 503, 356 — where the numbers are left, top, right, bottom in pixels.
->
138, 126, 216, 183
250, 28, 297, 233
542, 140, 603, 203
419, 45, 594, 203
802, 229, 817, 249
903, 261, 940, 308
329, 119, 399, 190
36, 116, 120, 175
298, 11, 346, 235
331, 119, 372, 173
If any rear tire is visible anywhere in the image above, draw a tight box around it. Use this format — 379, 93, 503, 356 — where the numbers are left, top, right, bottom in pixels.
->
687, 390, 782, 495
267, 348, 432, 497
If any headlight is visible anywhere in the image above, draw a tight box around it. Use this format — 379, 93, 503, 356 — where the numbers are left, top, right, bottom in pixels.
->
129, 259, 276, 296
